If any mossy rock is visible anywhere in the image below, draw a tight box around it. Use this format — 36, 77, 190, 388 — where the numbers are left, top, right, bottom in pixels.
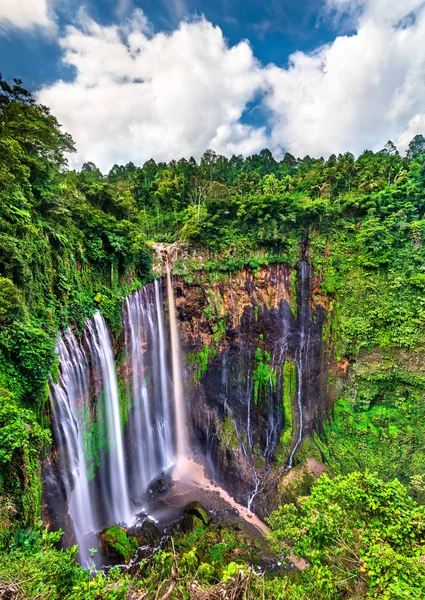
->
100, 526, 138, 563
219, 416, 239, 450
139, 519, 162, 546
181, 502, 212, 533
276, 465, 315, 505
295, 436, 323, 463
184, 502, 211, 525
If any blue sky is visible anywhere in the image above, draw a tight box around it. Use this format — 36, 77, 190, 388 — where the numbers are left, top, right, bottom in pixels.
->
1, 0, 337, 88
1, 0, 425, 170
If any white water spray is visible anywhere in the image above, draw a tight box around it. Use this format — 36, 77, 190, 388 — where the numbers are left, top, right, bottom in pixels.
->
85, 312, 132, 525
166, 264, 188, 466
50, 330, 96, 566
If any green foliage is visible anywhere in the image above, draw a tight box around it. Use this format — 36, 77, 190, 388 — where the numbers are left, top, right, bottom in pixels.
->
0, 277, 23, 324
318, 358, 425, 483
268, 471, 425, 599
0, 388, 50, 540
253, 348, 273, 404
103, 526, 138, 562
0, 528, 85, 599
279, 360, 296, 457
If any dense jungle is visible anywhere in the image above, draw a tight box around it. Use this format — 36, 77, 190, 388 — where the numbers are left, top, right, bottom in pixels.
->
2, 76, 425, 599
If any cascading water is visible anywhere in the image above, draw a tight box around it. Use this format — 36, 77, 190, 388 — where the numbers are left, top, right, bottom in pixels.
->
50, 276, 190, 562
85, 312, 132, 526
49, 330, 96, 566
124, 292, 154, 498
166, 264, 188, 466
154, 279, 174, 463
288, 259, 308, 467
123, 282, 176, 499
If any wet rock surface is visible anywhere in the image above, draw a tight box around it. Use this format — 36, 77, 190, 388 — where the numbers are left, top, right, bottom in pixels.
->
167, 260, 332, 515
43, 260, 333, 564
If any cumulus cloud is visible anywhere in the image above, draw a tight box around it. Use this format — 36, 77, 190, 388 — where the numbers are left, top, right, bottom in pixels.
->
38, 10, 265, 171
264, 0, 425, 158
326, 0, 425, 27
0, 0, 56, 33
37, 0, 425, 168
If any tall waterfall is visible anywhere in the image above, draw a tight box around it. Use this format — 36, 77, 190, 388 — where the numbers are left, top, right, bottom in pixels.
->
288, 259, 309, 467
50, 279, 185, 563
49, 330, 96, 565
85, 312, 132, 526
166, 265, 188, 464
123, 280, 175, 499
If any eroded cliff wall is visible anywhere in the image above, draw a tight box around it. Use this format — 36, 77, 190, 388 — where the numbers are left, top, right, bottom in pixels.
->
169, 261, 332, 513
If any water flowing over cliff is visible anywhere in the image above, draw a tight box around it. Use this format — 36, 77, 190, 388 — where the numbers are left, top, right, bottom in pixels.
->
49, 331, 96, 565
44, 260, 329, 565
48, 279, 185, 565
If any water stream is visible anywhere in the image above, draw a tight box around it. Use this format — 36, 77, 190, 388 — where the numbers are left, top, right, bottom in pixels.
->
85, 312, 132, 526
166, 264, 188, 465
49, 268, 297, 564
49, 330, 96, 566
288, 259, 308, 467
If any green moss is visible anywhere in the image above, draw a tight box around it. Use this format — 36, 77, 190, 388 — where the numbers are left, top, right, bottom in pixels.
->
219, 416, 240, 451
276, 464, 315, 505
252, 348, 273, 404
118, 375, 130, 431
81, 392, 108, 482
278, 361, 296, 461
188, 344, 217, 382
103, 526, 138, 562
296, 436, 323, 463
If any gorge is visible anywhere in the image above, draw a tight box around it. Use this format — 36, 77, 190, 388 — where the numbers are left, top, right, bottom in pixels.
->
3, 75, 425, 597
44, 252, 328, 567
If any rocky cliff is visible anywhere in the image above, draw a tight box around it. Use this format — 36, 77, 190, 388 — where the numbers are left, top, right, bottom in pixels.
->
167, 259, 333, 514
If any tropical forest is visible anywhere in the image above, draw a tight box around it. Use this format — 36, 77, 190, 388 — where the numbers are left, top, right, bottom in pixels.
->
1, 69, 425, 600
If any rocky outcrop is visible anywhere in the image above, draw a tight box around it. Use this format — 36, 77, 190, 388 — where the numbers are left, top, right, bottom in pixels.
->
114, 259, 333, 514
43, 258, 334, 558
165, 260, 333, 513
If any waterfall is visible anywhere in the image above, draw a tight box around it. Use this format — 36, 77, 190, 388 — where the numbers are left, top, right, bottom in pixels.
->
49, 330, 96, 566
124, 293, 154, 498
50, 266, 294, 558
153, 279, 174, 465
84, 312, 132, 526
50, 276, 190, 559
124, 282, 175, 500
166, 265, 188, 464
288, 259, 308, 467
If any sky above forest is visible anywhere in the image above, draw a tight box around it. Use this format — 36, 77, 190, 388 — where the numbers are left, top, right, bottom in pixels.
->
1, 0, 425, 171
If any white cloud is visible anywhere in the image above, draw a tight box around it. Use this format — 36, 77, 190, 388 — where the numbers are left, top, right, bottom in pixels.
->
263, 0, 425, 158
38, 10, 265, 171
37, 0, 425, 168
326, 0, 425, 27
0, 0, 56, 33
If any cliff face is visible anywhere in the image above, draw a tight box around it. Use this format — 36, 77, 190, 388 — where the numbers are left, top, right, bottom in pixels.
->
170, 261, 332, 513
43, 259, 334, 541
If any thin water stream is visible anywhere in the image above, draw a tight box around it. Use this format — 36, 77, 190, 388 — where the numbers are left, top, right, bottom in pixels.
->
288, 259, 308, 467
